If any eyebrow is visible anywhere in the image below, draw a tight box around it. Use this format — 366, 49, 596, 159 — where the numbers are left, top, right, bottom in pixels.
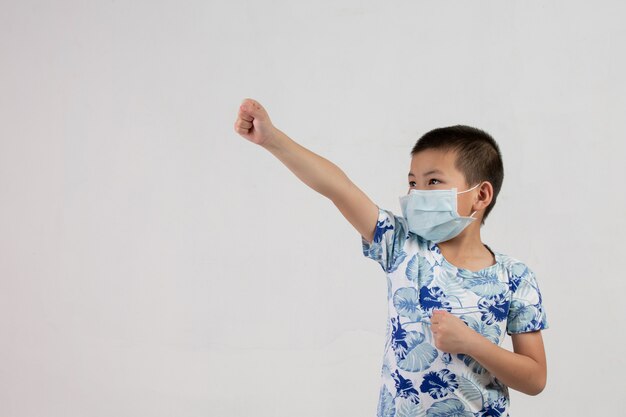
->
408, 169, 443, 177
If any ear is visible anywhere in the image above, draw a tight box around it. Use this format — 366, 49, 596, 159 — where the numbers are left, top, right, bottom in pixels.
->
473, 181, 494, 212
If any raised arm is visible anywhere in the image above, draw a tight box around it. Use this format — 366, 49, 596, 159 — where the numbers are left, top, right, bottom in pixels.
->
234, 98, 379, 242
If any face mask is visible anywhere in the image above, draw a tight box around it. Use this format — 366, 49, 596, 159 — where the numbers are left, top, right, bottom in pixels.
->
398, 183, 481, 244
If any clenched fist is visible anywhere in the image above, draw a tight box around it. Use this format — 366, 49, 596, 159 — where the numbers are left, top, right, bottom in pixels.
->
431, 309, 479, 354
234, 98, 277, 147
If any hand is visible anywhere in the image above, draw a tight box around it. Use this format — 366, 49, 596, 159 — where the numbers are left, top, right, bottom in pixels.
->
430, 310, 478, 354
234, 98, 278, 147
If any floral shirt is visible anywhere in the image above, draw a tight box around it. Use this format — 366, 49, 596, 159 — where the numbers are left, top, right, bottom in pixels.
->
362, 208, 549, 417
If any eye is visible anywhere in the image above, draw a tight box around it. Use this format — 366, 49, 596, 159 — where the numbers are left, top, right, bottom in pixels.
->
428, 178, 441, 185
408, 181, 416, 187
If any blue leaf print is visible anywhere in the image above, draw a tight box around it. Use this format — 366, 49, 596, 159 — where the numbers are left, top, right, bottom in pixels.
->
390, 316, 438, 372
392, 369, 421, 405
456, 353, 487, 375
456, 374, 485, 412
514, 274, 543, 305
509, 262, 528, 275
396, 398, 427, 417
406, 254, 434, 287
430, 265, 467, 298
508, 262, 527, 292
377, 384, 396, 417
477, 294, 510, 325
507, 300, 540, 333
478, 396, 507, 417
458, 270, 508, 298
389, 250, 408, 273
365, 244, 384, 269
419, 369, 459, 399
398, 331, 438, 372
419, 286, 451, 312
381, 363, 392, 380
393, 287, 423, 322
462, 314, 501, 345
441, 352, 452, 366
508, 275, 521, 293
425, 398, 474, 417
374, 218, 394, 243
483, 380, 508, 408
391, 316, 410, 360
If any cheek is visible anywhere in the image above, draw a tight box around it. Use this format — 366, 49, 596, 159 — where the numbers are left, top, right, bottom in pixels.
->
456, 197, 474, 216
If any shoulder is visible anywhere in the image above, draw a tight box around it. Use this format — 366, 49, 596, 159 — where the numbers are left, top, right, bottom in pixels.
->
494, 251, 534, 276
371, 207, 411, 243
492, 251, 537, 289
492, 251, 548, 308
497, 251, 549, 334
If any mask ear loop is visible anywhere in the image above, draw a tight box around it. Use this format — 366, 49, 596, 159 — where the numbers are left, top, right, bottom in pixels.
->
458, 182, 483, 218
457, 182, 482, 194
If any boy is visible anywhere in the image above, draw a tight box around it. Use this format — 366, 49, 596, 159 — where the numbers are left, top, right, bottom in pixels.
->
233, 98, 548, 416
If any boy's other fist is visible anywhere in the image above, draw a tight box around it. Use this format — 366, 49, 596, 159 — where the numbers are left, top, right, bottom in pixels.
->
431, 309, 478, 354
234, 98, 277, 146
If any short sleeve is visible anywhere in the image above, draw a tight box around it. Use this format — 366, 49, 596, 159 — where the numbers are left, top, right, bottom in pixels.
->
361, 207, 408, 273
506, 264, 549, 335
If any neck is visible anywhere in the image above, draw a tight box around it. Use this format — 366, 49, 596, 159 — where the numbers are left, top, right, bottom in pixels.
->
437, 223, 491, 259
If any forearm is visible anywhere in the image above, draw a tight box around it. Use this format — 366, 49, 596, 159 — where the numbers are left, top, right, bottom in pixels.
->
261, 128, 351, 200
466, 333, 546, 396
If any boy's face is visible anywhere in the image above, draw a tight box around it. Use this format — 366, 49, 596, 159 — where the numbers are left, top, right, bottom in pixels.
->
408, 148, 478, 218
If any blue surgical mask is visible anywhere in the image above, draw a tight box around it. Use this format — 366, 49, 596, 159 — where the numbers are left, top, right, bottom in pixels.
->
399, 183, 481, 243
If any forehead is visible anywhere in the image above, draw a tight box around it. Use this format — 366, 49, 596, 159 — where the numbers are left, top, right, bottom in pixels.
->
409, 148, 460, 175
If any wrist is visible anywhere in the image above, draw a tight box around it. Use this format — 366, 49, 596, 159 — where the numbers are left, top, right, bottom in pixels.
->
260, 126, 285, 151
463, 328, 486, 357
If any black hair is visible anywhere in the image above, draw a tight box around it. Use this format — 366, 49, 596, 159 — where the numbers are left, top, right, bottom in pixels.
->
411, 125, 504, 224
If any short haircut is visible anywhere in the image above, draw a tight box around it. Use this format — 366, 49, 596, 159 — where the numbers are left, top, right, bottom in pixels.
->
410, 125, 504, 224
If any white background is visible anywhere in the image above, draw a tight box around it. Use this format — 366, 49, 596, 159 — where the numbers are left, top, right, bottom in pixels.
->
1, 1, 625, 416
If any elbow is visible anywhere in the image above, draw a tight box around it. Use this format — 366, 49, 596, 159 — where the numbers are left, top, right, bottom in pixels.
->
526, 375, 547, 396
517, 365, 546, 396
525, 358, 547, 396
